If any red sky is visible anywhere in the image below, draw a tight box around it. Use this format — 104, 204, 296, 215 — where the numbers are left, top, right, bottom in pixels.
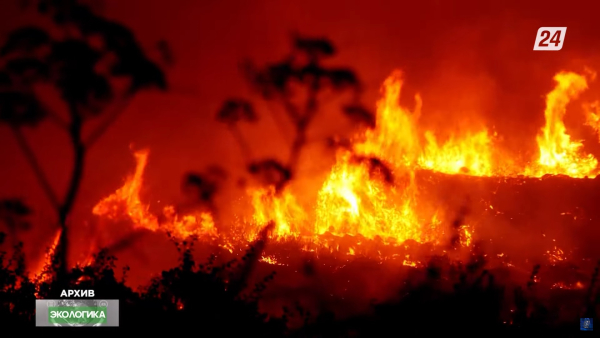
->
1, 0, 600, 274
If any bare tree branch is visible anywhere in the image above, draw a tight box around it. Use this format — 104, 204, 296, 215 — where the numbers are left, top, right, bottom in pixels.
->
229, 125, 253, 163
84, 95, 132, 148
281, 95, 301, 123
264, 100, 293, 144
56, 102, 86, 282
287, 82, 319, 170
39, 101, 70, 131
46, 111, 69, 130
10, 127, 60, 209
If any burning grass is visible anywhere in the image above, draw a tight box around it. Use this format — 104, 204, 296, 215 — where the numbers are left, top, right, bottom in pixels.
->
7, 69, 600, 332
81, 69, 600, 264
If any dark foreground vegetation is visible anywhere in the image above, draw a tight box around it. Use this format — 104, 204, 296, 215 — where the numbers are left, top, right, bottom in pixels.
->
0, 232, 598, 336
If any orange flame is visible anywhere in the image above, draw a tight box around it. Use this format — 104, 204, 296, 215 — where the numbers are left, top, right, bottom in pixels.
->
92, 149, 217, 240
90, 69, 600, 263
248, 186, 308, 240
32, 228, 61, 282
526, 72, 598, 177
419, 130, 494, 176
584, 101, 600, 142
315, 152, 442, 244
354, 71, 495, 176
249, 70, 600, 251
93, 149, 158, 231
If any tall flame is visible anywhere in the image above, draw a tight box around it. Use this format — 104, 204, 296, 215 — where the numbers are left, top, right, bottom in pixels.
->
354, 71, 496, 176
249, 186, 308, 240
313, 72, 451, 244
526, 72, 598, 177
354, 71, 423, 167
87, 69, 600, 263
315, 152, 442, 244
92, 149, 217, 239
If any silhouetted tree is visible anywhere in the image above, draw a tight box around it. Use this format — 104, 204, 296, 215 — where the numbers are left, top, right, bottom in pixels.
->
180, 166, 227, 220
0, 0, 166, 283
217, 34, 373, 193
217, 98, 258, 162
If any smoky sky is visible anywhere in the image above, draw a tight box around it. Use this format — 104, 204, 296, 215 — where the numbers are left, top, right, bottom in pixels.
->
1, 0, 600, 277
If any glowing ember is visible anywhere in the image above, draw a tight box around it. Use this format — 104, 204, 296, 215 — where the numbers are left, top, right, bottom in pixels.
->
259, 255, 287, 266
402, 255, 420, 267
546, 246, 566, 265
551, 281, 584, 290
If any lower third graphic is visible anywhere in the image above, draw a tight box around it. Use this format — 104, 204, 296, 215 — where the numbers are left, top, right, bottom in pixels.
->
35, 299, 119, 327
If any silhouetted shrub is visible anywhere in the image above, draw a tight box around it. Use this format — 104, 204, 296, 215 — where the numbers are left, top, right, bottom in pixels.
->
0, 231, 597, 335
0, 232, 286, 335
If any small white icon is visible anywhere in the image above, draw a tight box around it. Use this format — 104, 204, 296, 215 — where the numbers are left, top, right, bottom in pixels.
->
47, 300, 55, 307
99, 300, 108, 307
534, 27, 566, 51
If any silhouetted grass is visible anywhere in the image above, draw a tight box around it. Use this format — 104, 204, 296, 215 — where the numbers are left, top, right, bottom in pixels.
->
0, 231, 598, 335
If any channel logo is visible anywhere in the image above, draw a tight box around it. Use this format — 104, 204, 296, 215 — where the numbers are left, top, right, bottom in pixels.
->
533, 27, 566, 51
35, 299, 119, 327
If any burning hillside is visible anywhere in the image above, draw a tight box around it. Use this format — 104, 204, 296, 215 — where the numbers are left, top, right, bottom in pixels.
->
58, 68, 598, 273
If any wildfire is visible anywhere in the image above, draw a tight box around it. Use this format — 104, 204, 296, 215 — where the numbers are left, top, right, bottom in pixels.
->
315, 152, 442, 245
353, 71, 423, 168
259, 255, 287, 266
85, 69, 600, 266
32, 228, 62, 280
459, 225, 472, 247
526, 72, 598, 178
353, 71, 496, 177
313, 71, 483, 246
420, 130, 495, 176
551, 281, 584, 290
92, 149, 217, 240
584, 101, 600, 142
247, 69, 600, 252
249, 186, 308, 240
546, 246, 567, 265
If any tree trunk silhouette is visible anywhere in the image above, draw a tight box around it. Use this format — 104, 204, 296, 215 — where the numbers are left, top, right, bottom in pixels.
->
10, 127, 60, 209
0, 0, 166, 286
287, 78, 319, 171
56, 103, 86, 282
